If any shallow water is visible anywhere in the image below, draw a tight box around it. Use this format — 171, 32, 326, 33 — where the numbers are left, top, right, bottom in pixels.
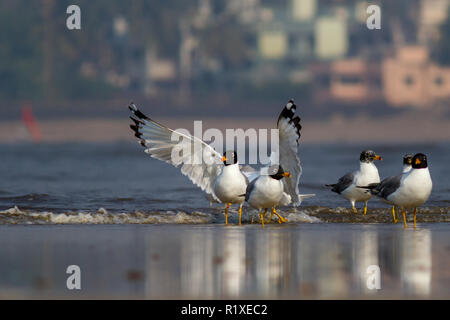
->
0, 223, 448, 299
0, 142, 449, 299
0, 142, 448, 222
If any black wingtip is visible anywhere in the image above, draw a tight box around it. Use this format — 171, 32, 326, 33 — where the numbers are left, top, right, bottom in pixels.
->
289, 116, 302, 139
130, 116, 143, 126
278, 99, 302, 143
128, 102, 150, 121
357, 183, 379, 190
129, 124, 142, 139
278, 105, 295, 124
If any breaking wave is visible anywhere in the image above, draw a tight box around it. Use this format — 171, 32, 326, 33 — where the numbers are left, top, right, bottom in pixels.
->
0, 205, 448, 225
0, 206, 321, 225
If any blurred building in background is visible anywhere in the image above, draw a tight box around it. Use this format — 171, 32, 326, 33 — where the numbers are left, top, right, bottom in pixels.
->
383, 46, 450, 108
1, 0, 450, 117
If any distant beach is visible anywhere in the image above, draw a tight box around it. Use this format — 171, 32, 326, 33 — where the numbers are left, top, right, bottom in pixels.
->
1, 112, 449, 144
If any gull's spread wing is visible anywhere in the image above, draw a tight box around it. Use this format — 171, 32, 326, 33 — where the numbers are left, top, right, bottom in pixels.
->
129, 103, 223, 200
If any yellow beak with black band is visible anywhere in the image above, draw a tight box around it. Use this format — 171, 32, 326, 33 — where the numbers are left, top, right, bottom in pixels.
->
221, 156, 227, 162
374, 155, 382, 160
282, 172, 291, 178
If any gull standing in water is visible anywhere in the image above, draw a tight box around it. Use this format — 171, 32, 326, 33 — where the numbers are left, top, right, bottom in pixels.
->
326, 150, 382, 214
213, 150, 248, 225
129, 98, 311, 225
247, 99, 314, 224
359, 153, 432, 229
369, 154, 413, 223
129, 103, 247, 225
244, 165, 291, 227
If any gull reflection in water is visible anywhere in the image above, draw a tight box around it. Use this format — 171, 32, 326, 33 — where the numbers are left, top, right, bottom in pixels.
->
221, 229, 246, 297
400, 229, 432, 297
316, 235, 349, 298
354, 229, 379, 295
180, 230, 215, 297
253, 230, 291, 298
139, 225, 439, 299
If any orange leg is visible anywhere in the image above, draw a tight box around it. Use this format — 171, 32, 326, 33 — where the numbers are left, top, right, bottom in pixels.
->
402, 208, 407, 229
224, 203, 231, 225
272, 207, 288, 224
259, 209, 265, 228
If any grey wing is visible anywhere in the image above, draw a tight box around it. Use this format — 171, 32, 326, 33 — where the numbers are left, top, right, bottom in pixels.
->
245, 178, 258, 202
378, 175, 402, 200
372, 176, 394, 193
275, 99, 303, 206
129, 103, 224, 201
332, 172, 355, 194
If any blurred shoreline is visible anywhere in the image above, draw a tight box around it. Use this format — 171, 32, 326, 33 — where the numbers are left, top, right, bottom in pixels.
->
1, 113, 449, 144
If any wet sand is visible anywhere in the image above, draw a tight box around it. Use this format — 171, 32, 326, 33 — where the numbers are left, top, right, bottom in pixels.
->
0, 223, 449, 299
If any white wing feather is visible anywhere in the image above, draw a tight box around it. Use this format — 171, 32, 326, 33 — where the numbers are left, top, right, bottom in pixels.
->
129, 103, 223, 201
276, 100, 303, 206
279, 192, 292, 206
241, 165, 259, 183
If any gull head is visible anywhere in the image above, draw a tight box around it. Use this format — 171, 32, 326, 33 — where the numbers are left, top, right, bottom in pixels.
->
222, 150, 238, 166
360, 150, 382, 163
263, 165, 291, 180
412, 153, 428, 169
403, 154, 413, 165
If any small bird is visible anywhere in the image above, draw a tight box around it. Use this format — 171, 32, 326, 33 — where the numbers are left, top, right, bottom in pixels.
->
325, 150, 382, 214
371, 154, 413, 223
244, 165, 291, 227
128, 103, 248, 225
359, 153, 432, 229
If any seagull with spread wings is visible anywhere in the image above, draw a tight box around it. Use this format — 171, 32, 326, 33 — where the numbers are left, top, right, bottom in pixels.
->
129, 103, 247, 225
257, 99, 314, 223
128, 99, 312, 225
